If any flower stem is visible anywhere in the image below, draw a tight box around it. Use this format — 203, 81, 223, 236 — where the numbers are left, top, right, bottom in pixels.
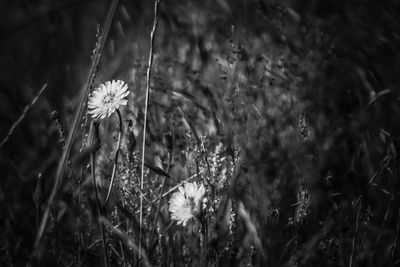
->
89, 121, 109, 267
104, 108, 123, 209
89, 122, 102, 209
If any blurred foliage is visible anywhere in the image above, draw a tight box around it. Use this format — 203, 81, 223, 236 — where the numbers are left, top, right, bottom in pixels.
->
1, 0, 400, 266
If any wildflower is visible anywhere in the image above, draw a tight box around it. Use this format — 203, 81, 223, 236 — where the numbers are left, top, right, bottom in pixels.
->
168, 182, 206, 226
88, 80, 129, 120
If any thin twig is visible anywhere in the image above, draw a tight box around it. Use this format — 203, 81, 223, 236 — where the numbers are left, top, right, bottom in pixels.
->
33, 0, 120, 259
0, 83, 47, 149
119, 241, 126, 265
145, 173, 198, 205
349, 199, 362, 267
139, 0, 161, 261
161, 174, 198, 199
104, 108, 123, 209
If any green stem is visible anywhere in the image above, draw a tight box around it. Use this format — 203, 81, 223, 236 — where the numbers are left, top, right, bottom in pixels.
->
104, 108, 123, 209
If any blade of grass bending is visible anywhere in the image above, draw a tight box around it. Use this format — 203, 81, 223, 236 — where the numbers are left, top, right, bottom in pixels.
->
33, 0, 120, 258
139, 0, 161, 262
142, 161, 171, 179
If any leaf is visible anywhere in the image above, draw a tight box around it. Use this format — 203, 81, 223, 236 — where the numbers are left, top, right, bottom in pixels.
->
142, 161, 171, 179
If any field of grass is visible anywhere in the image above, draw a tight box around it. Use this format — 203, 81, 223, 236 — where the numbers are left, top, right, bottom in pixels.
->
1, 0, 400, 266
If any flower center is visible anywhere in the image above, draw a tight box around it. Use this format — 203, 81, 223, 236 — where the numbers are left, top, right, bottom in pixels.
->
187, 197, 198, 214
103, 92, 115, 104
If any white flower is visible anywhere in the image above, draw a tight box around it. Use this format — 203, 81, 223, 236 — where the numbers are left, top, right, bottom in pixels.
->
88, 80, 129, 120
168, 182, 206, 226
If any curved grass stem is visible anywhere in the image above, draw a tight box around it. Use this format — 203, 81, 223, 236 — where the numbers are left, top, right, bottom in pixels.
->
89, 121, 109, 267
104, 108, 123, 209
89, 122, 102, 209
